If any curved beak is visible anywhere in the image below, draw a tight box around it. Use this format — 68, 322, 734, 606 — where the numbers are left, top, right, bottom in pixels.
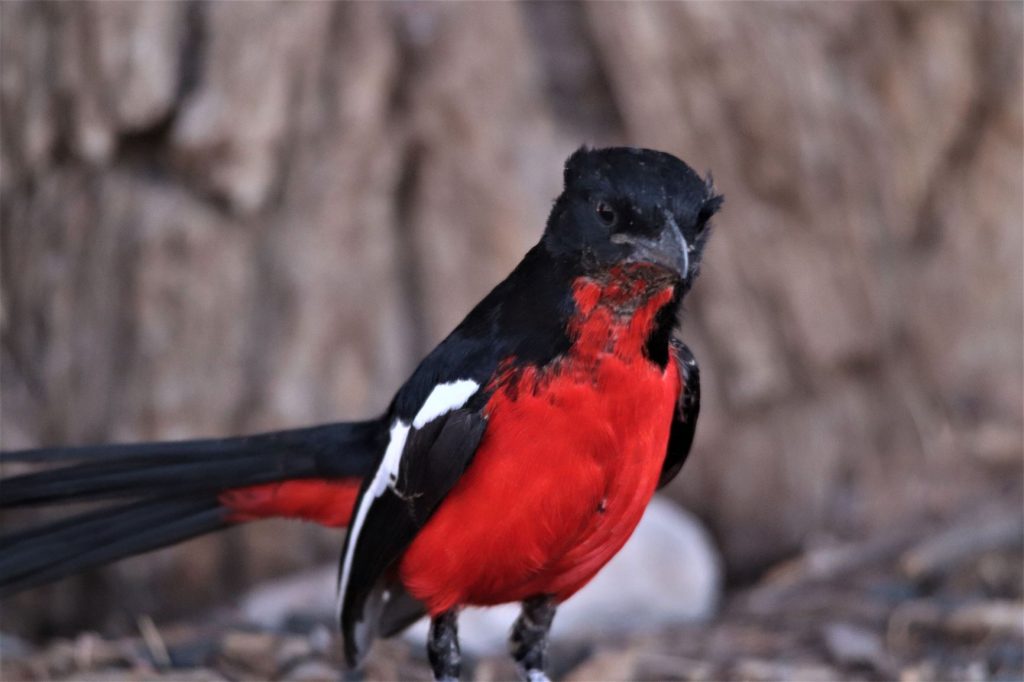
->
618, 212, 690, 281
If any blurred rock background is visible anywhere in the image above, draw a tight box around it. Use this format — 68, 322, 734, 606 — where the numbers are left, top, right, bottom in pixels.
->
1, 0, 1021, 644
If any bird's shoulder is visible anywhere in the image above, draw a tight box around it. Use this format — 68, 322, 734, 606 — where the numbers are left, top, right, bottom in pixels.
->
392, 244, 576, 422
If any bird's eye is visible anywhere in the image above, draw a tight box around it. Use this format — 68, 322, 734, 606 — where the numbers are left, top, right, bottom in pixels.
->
595, 201, 617, 227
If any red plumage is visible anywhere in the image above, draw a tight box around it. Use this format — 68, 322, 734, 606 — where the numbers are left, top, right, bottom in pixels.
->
400, 272, 681, 614
221, 479, 360, 527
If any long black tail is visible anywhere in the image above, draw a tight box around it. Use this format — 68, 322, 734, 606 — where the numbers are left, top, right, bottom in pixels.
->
1, 420, 383, 507
0, 496, 230, 597
0, 419, 384, 596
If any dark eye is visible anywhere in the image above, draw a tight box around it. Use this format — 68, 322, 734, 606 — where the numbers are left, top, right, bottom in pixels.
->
595, 201, 617, 227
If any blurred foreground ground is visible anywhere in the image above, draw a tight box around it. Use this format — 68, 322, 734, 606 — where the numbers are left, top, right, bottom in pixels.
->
4, 491, 1020, 682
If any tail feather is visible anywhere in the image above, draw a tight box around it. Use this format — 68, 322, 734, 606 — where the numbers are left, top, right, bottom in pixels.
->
0, 497, 230, 597
2, 420, 383, 465
3, 455, 321, 507
0, 419, 382, 596
1, 420, 383, 508
0, 497, 203, 551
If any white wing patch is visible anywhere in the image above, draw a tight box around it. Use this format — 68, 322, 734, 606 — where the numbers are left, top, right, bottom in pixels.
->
413, 379, 480, 429
337, 420, 409, 615
337, 378, 480, 625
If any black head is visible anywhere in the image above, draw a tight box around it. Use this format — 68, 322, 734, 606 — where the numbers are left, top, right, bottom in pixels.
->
543, 146, 722, 287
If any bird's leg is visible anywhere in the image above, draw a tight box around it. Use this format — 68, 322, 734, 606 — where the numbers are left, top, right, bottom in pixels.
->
427, 609, 461, 682
509, 595, 557, 682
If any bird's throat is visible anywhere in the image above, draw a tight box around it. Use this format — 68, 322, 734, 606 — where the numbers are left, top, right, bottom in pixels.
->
569, 265, 678, 363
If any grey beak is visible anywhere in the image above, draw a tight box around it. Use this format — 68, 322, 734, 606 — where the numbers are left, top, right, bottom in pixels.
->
616, 212, 690, 280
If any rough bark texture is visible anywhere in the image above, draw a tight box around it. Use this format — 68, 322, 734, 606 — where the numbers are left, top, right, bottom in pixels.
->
1, 2, 1021, 635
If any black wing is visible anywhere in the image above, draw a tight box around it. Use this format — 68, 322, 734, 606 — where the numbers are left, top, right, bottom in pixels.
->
658, 338, 700, 489
338, 400, 487, 665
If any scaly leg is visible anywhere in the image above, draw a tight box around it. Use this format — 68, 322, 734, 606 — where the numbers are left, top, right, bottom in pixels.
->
509, 595, 557, 682
428, 609, 461, 681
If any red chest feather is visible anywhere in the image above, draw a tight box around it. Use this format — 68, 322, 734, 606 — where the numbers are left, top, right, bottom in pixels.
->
400, 271, 681, 614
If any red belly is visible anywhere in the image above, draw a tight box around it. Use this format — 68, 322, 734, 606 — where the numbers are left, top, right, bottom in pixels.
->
400, 300, 679, 615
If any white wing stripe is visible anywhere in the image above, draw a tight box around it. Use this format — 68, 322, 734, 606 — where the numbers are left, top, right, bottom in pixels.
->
336, 378, 480, 624
337, 420, 409, 618
412, 379, 480, 429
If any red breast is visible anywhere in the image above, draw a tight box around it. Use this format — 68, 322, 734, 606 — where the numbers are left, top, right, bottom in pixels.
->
400, 271, 681, 614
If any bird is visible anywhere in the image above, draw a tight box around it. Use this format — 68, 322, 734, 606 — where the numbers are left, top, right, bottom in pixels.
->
0, 146, 721, 681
